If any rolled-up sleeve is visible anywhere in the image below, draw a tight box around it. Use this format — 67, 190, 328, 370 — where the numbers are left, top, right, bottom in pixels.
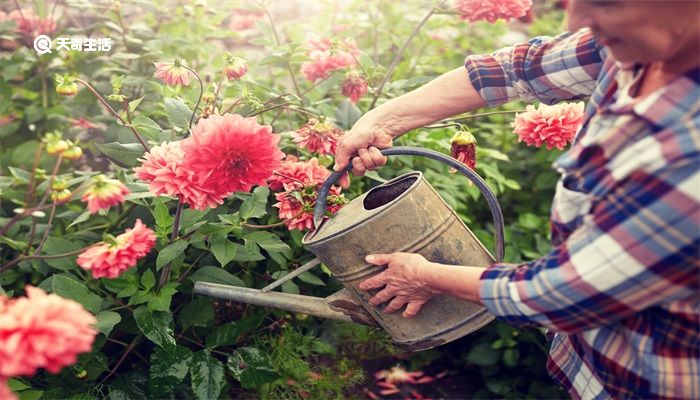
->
479, 156, 700, 333
465, 29, 605, 106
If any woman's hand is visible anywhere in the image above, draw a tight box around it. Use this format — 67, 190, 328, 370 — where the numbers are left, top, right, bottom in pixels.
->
333, 113, 395, 177
358, 252, 441, 318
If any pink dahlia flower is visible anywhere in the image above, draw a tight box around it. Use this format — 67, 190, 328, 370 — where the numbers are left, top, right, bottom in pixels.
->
229, 8, 264, 31
223, 55, 247, 80
0, 286, 97, 378
181, 114, 284, 194
301, 34, 360, 82
267, 156, 331, 191
77, 219, 156, 279
512, 102, 585, 150
80, 174, 130, 214
134, 141, 228, 211
454, 0, 533, 23
0, 377, 16, 400
153, 62, 191, 86
0, 9, 57, 41
273, 183, 345, 231
292, 118, 344, 156
341, 70, 368, 103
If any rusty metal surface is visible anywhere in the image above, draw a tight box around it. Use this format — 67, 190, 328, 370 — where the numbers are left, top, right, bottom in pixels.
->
303, 172, 495, 351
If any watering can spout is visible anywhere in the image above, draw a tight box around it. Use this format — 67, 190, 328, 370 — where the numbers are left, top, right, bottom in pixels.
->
193, 282, 378, 327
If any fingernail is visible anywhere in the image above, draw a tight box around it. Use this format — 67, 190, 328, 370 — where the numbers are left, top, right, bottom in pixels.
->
365, 255, 375, 262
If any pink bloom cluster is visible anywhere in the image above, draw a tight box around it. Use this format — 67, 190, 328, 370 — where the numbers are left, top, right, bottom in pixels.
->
301, 34, 360, 82
366, 365, 445, 400
291, 118, 344, 156
0, 286, 97, 392
341, 70, 369, 103
454, 0, 533, 23
77, 219, 156, 279
0, 9, 57, 40
229, 8, 264, 31
512, 101, 585, 150
80, 174, 130, 214
135, 114, 284, 210
268, 156, 344, 231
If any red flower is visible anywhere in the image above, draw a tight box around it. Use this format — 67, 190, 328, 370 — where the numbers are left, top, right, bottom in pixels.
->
153, 62, 190, 86
80, 174, 130, 214
512, 102, 585, 150
273, 183, 345, 231
181, 114, 284, 193
134, 141, 229, 211
292, 118, 344, 156
301, 34, 360, 82
77, 220, 156, 279
449, 130, 477, 173
341, 70, 369, 103
267, 156, 331, 191
454, 0, 533, 23
0, 286, 97, 378
0, 377, 16, 400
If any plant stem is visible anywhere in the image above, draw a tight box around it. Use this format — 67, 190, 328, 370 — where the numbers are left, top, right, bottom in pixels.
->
30, 201, 57, 257
369, 7, 435, 110
180, 64, 204, 131
260, 1, 303, 99
437, 109, 525, 123
98, 334, 143, 385
75, 78, 150, 151
0, 247, 87, 273
0, 203, 55, 237
158, 200, 184, 289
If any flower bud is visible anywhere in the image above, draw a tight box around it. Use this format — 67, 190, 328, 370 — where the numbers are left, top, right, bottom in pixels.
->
63, 145, 83, 160
51, 178, 68, 191
202, 91, 216, 103
223, 55, 247, 80
56, 81, 78, 97
51, 189, 72, 203
449, 129, 477, 173
46, 140, 70, 156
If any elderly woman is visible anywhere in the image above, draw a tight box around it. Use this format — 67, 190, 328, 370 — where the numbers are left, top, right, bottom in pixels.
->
333, 1, 699, 398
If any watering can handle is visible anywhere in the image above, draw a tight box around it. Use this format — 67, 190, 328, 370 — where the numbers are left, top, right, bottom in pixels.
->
313, 146, 505, 262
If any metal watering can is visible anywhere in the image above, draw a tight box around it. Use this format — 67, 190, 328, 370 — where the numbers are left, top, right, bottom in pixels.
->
194, 147, 505, 351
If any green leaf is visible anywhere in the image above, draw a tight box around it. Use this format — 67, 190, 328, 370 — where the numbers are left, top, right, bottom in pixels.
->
156, 240, 189, 270
243, 231, 290, 254
95, 311, 122, 336
179, 298, 215, 330
210, 234, 237, 267
518, 213, 540, 230
96, 142, 145, 168
131, 115, 166, 142
128, 96, 145, 113
149, 345, 193, 396
503, 347, 520, 368
148, 287, 176, 312
297, 271, 325, 286
190, 350, 225, 400
133, 306, 176, 349
164, 97, 192, 129
152, 200, 173, 230
141, 270, 156, 290
67, 210, 91, 229
466, 343, 500, 366
8, 166, 31, 183
334, 99, 361, 130
42, 237, 82, 271
205, 323, 242, 348
227, 347, 280, 389
187, 266, 244, 287
51, 275, 102, 314
240, 186, 269, 220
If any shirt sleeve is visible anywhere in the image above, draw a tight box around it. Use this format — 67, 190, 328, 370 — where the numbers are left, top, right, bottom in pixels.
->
465, 28, 606, 106
478, 155, 700, 333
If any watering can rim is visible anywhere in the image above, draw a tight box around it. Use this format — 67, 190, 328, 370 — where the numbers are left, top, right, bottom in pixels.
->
302, 170, 424, 245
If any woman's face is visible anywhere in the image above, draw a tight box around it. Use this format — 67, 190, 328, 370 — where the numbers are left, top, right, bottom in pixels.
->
567, 0, 700, 64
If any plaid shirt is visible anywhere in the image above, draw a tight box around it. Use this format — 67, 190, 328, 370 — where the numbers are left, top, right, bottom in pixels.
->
465, 29, 700, 399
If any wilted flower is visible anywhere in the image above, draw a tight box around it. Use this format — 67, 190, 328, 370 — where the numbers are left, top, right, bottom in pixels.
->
512, 101, 584, 150
292, 118, 344, 156
80, 174, 129, 214
301, 34, 360, 82
273, 183, 346, 231
341, 70, 368, 103
134, 141, 230, 210
267, 156, 331, 191
181, 113, 284, 194
153, 61, 191, 86
449, 129, 477, 173
0, 286, 97, 378
223, 54, 247, 80
77, 219, 156, 279
454, 0, 533, 23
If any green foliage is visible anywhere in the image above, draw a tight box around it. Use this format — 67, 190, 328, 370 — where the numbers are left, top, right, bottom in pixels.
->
0, 0, 568, 398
